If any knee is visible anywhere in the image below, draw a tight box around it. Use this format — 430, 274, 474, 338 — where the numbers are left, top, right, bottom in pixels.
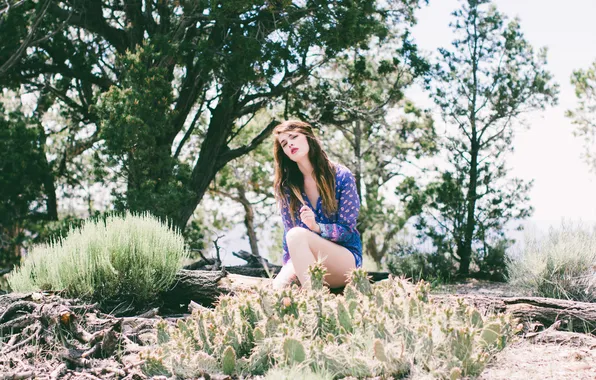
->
286, 227, 311, 247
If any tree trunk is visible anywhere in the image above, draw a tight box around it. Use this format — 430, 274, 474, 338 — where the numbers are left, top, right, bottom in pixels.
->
461, 140, 479, 276
237, 185, 260, 257
43, 170, 58, 221
354, 120, 363, 202
177, 87, 241, 229
461, 17, 481, 277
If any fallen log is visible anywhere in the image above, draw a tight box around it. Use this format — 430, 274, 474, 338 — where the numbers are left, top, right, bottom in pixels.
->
223, 265, 390, 282
183, 255, 391, 282
160, 268, 391, 311
161, 269, 230, 310
431, 294, 596, 334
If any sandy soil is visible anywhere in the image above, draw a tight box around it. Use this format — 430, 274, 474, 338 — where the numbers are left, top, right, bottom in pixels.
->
432, 278, 530, 298
480, 331, 596, 380
431, 279, 596, 380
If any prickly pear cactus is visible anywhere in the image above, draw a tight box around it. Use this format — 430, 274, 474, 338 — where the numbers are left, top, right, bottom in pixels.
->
282, 337, 306, 364
480, 322, 502, 348
156, 319, 170, 344
308, 260, 327, 291
222, 346, 236, 375
337, 300, 353, 333
253, 327, 265, 343
349, 268, 372, 295
149, 268, 516, 379
469, 308, 484, 328
373, 339, 388, 362
450, 366, 463, 380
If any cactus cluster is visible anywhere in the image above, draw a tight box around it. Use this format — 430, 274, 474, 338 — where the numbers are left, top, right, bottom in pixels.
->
141, 264, 517, 379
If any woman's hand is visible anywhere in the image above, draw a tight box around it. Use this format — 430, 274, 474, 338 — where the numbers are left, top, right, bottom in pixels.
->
300, 205, 320, 233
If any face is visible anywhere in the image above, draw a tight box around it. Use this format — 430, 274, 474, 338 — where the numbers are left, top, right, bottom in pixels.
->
277, 131, 310, 162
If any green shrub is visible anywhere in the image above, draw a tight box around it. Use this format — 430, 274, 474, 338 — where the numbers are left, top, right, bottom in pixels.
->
387, 242, 456, 284
507, 223, 596, 302
473, 239, 511, 282
8, 212, 188, 306
142, 264, 518, 379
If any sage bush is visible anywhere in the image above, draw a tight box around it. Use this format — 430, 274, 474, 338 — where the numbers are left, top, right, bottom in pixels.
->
8, 212, 188, 306
508, 222, 596, 302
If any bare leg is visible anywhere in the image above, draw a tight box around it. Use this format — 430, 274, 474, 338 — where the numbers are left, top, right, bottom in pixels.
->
285, 227, 356, 288
272, 261, 297, 290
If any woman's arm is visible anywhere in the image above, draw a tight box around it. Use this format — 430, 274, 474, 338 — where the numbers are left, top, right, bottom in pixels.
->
279, 197, 294, 265
318, 169, 360, 243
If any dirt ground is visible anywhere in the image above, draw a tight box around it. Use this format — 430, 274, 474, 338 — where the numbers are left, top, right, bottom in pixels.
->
432, 278, 530, 298
1, 278, 593, 379
479, 331, 596, 380
432, 279, 596, 380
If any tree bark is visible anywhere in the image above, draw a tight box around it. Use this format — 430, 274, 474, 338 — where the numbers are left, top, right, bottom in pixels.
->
460, 140, 479, 276
161, 270, 231, 310
237, 185, 260, 257
432, 294, 596, 334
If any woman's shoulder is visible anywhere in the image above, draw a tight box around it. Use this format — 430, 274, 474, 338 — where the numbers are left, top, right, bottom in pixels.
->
331, 162, 355, 182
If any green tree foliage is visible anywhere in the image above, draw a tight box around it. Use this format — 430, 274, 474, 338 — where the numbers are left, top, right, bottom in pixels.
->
566, 60, 596, 171
399, 0, 558, 279
1, 0, 425, 231
0, 0, 53, 77
96, 45, 192, 218
0, 104, 52, 267
292, 36, 437, 268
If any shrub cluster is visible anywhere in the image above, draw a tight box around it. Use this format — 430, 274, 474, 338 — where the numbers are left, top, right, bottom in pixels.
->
142, 264, 518, 379
508, 223, 596, 302
387, 250, 456, 285
8, 212, 187, 306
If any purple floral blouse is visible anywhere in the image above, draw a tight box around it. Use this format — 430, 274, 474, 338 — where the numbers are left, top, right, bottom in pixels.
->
279, 164, 363, 267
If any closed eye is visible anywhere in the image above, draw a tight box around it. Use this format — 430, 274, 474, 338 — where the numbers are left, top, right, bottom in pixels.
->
281, 134, 298, 148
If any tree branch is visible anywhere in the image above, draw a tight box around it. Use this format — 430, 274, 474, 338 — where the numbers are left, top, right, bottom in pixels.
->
216, 119, 278, 167
48, 1, 129, 54
0, 0, 51, 77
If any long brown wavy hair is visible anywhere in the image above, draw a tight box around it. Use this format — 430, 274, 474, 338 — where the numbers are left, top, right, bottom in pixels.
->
273, 120, 337, 225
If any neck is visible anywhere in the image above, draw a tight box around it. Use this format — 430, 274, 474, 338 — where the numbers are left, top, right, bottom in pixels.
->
296, 158, 314, 180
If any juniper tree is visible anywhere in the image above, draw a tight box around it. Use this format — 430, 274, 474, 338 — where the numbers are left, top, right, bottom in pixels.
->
400, 0, 558, 277
0, 0, 426, 230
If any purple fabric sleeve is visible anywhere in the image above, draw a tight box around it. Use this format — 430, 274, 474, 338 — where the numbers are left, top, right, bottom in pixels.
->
318, 170, 360, 243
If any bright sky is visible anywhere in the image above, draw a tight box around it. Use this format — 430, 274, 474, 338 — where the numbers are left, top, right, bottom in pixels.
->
407, 0, 596, 236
